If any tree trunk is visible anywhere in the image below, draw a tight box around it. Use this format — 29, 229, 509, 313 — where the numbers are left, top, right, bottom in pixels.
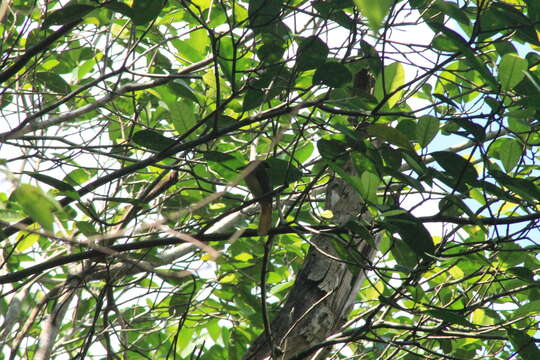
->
245, 161, 378, 359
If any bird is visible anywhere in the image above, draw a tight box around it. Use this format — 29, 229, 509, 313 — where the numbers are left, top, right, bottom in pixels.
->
243, 160, 272, 235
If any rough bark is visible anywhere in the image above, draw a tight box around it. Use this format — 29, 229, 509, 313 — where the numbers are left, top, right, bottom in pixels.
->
245, 162, 378, 360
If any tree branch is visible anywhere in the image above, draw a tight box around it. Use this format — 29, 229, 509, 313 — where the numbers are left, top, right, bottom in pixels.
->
0, 20, 81, 84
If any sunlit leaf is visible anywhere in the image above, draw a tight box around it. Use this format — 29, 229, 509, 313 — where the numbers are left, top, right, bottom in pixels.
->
358, 171, 379, 204
430, 24, 497, 89
367, 123, 412, 150
499, 54, 528, 90
353, 0, 392, 32
489, 137, 522, 171
75, 221, 99, 236
374, 62, 405, 108
13, 184, 60, 232
415, 115, 439, 147
15, 232, 40, 252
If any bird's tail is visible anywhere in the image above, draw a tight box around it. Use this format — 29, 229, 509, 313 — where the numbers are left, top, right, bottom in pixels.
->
258, 199, 272, 235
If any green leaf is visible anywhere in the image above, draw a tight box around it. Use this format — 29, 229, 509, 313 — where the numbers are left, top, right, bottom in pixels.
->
173, 39, 204, 62
383, 167, 424, 193
317, 138, 348, 162
489, 137, 522, 172
35, 72, 71, 93
313, 62, 352, 88
64, 168, 93, 186
508, 266, 537, 284
132, 130, 176, 152
367, 123, 412, 150
432, 0, 469, 25
402, 151, 429, 177
374, 62, 405, 108
491, 3, 539, 46
75, 221, 99, 236
489, 169, 540, 202
511, 300, 540, 319
430, 24, 497, 89
358, 171, 380, 204
43, 4, 95, 28
525, 0, 540, 22
344, 218, 377, 248
391, 237, 419, 269
351, 150, 376, 174
396, 119, 416, 141
15, 233, 40, 252
449, 117, 485, 142
242, 88, 265, 111
204, 152, 239, 164
353, 0, 393, 32
499, 54, 528, 91
415, 115, 439, 147
206, 319, 221, 342
257, 41, 285, 63
383, 210, 435, 260
104, 1, 134, 18
264, 158, 303, 187
168, 81, 199, 104
169, 292, 192, 317
132, 0, 165, 25
169, 100, 197, 135
438, 195, 469, 217
294, 142, 314, 163
204, 151, 243, 181
507, 327, 540, 360
217, 34, 236, 84
23, 172, 76, 193
248, 0, 282, 30
295, 36, 329, 71
432, 34, 460, 52
425, 309, 472, 327
431, 151, 478, 189
14, 184, 60, 231
176, 327, 195, 353
329, 236, 362, 277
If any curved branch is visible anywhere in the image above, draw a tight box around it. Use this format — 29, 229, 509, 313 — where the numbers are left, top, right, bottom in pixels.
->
419, 212, 540, 226
0, 98, 321, 241
0, 20, 81, 84
0, 225, 345, 284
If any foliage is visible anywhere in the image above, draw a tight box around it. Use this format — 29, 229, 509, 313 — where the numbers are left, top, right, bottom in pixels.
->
1, 0, 540, 359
